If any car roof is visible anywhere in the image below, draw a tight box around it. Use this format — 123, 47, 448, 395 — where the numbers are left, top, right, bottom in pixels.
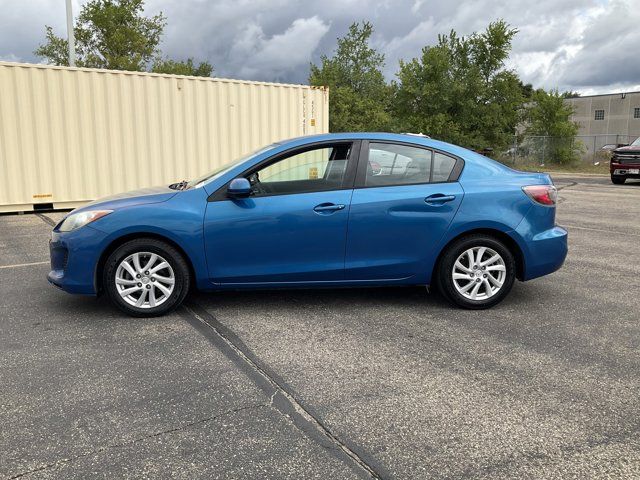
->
276, 132, 473, 158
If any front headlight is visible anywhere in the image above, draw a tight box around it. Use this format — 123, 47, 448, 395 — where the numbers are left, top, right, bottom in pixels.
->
58, 210, 113, 232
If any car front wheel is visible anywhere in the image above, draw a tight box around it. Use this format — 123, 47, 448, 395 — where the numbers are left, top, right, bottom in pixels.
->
103, 238, 190, 317
436, 234, 516, 309
611, 175, 626, 185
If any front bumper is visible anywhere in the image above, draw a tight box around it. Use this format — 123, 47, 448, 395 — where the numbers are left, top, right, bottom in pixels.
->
611, 161, 640, 178
48, 225, 109, 295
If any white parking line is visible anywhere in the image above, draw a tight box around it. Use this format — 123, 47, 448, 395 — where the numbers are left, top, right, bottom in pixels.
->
0, 261, 49, 270
563, 224, 640, 237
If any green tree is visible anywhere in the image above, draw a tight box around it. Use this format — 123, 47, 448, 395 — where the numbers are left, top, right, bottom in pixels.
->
35, 26, 70, 66
35, 0, 211, 77
393, 20, 523, 150
309, 22, 391, 132
152, 58, 213, 77
525, 89, 581, 164
519, 81, 534, 101
35, 0, 165, 71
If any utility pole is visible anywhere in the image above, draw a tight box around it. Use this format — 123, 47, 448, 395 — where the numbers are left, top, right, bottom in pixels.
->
66, 0, 76, 67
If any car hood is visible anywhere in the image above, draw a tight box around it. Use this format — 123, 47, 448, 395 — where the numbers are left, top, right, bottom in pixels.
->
613, 145, 640, 155
76, 185, 178, 212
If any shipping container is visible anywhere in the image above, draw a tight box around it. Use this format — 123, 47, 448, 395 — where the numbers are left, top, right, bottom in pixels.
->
0, 62, 329, 213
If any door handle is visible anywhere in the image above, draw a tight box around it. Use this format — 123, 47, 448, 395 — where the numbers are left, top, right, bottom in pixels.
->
313, 203, 346, 213
425, 194, 456, 205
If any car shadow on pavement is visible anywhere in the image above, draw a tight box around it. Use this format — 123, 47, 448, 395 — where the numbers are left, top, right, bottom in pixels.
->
44, 281, 541, 320
187, 281, 540, 319
190, 285, 449, 311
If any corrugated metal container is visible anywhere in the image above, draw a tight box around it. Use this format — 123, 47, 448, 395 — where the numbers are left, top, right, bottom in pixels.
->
0, 62, 329, 213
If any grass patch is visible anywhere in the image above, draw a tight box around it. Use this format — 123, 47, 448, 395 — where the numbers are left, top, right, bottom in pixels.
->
498, 159, 610, 175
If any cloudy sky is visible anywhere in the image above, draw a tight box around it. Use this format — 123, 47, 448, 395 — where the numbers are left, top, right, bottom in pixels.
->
1, 0, 638, 94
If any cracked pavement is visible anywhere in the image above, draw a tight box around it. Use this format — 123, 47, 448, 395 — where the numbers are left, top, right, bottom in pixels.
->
1, 174, 639, 479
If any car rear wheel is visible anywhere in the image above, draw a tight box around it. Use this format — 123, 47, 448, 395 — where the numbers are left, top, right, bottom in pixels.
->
436, 234, 516, 309
103, 238, 190, 317
611, 175, 626, 185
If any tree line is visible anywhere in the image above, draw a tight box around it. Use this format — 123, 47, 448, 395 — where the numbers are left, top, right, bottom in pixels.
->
35, 1, 580, 163
310, 21, 580, 162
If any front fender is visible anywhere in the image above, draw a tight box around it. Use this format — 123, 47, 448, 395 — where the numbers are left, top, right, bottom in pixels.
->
90, 188, 209, 290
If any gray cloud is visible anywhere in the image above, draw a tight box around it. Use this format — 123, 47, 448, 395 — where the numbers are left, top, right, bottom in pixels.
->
1, 0, 638, 93
227, 16, 330, 81
555, 0, 640, 87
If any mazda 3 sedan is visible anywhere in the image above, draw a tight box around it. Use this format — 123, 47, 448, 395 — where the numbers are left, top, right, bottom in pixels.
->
48, 133, 567, 316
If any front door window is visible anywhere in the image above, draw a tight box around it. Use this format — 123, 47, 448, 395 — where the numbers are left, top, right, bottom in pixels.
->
249, 144, 352, 196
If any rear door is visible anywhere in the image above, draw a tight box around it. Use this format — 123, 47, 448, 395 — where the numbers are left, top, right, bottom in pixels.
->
344, 141, 464, 281
203, 141, 359, 284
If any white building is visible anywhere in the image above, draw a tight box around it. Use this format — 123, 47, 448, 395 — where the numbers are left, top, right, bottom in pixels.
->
565, 91, 640, 141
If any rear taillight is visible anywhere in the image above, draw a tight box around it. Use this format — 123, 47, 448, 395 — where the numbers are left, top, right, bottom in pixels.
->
522, 185, 557, 206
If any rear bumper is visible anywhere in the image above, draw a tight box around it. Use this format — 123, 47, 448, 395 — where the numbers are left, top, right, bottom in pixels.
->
47, 226, 108, 295
513, 221, 568, 281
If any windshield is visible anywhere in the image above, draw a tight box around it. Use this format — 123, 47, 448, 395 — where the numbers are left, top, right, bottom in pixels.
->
187, 144, 278, 188
632, 137, 640, 147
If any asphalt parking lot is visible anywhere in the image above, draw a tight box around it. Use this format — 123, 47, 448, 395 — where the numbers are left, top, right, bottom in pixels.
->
1, 174, 639, 479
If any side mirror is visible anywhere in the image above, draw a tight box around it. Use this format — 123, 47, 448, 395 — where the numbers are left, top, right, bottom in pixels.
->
227, 177, 252, 198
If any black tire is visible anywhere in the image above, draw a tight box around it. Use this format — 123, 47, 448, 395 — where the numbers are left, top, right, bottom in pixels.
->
611, 175, 626, 185
103, 238, 190, 317
435, 234, 516, 310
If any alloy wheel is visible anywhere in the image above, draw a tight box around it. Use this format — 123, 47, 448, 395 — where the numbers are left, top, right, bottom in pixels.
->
452, 246, 506, 301
114, 252, 175, 309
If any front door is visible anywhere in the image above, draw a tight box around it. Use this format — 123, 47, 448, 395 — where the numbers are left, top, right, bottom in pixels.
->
204, 142, 358, 284
345, 142, 464, 281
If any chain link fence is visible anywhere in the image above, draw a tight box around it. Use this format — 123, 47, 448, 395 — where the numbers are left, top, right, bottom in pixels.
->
497, 134, 638, 166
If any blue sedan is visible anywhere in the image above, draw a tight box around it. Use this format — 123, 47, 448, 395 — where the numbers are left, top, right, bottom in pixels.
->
48, 133, 567, 316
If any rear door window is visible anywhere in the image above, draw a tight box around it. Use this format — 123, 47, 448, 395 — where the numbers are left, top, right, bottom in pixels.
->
361, 142, 458, 187
365, 143, 432, 187
432, 152, 457, 182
